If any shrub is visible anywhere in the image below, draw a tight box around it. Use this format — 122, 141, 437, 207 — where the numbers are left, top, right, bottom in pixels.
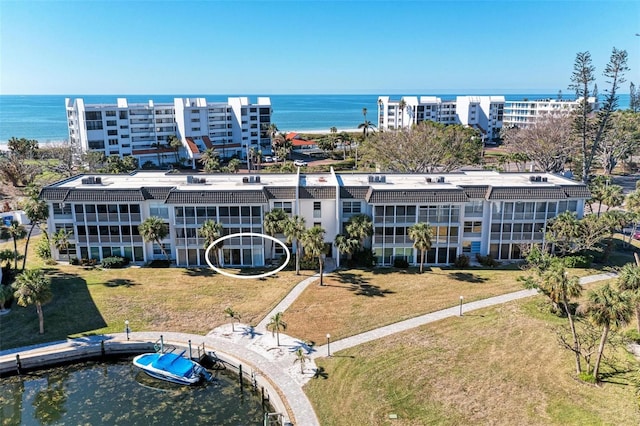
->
101, 256, 127, 269
476, 253, 499, 267
562, 255, 592, 268
147, 259, 171, 268
626, 329, 640, 344
578, 372, 597, 384
69, 256, 80, 266
352, 249, 376, 267
80, 258, 98, 267
454, 254, 470, 268
299, 255, 320, 270
393, 258, 409, 269
35, 237, 51, 260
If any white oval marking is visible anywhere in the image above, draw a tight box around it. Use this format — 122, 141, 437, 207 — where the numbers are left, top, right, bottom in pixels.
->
204, 232, 291, 279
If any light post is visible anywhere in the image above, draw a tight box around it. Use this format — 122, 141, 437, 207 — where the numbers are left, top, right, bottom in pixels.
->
326, 333, 331, 357
459, 296, 464, 317
125, 320, 130, 340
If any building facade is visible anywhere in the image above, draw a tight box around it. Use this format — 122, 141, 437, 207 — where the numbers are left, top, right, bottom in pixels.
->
377, 96, 505, 141
502, 97, 598, 128
65, 97, 272, 169
40, 170, 589, 268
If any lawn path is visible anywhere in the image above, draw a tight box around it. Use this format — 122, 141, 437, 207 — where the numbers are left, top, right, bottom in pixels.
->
309, 272, 616, 359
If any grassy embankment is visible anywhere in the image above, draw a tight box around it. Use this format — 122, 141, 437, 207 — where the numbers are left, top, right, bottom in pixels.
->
305, 295, 640, 425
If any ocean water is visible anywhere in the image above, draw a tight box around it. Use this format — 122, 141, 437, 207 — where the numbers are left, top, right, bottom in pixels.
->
0, 94, 631, 144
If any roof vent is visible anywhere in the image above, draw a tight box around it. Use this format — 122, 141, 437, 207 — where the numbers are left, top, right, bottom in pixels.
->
368, 175, 375, 183
541, 177, 548, 182
437, 176, 445, 183
186, 175, 194, 183
529, 176, 536, 182
425, 177, 432, 183
255, 176, 261, 183
242, 177, 249, 183
81, 176, 102, 185
380, 176, 386, 183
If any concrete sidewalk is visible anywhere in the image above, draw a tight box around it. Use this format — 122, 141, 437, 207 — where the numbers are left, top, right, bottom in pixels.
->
311, 272, 616, 357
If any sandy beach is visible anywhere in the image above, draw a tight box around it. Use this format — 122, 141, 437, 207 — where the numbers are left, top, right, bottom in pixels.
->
283, 128, 366, 135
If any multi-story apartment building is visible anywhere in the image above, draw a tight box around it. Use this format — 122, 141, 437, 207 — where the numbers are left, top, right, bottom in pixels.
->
65, 97, 272, 168
502, 97, 598, 128
40, 170, 589, 268
377, 96, 505, 141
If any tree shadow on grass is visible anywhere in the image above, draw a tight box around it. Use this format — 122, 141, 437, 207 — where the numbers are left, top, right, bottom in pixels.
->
349, 283, 395, 297
371, 267, 430, 275
313, 366, 329, 379
2, 269, 107, 351
103, 278, 137, 288
333, 271, 370, 286
448, 272, 489, 284
182, 268, 216, 277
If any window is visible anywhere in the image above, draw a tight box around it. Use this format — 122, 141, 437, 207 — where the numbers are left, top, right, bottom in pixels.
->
342, 201, 361, 214
107, 130, 118, 136
463, 221, 482, 233
313, 202, 321, 219
119, 111, 128, 119
88, 140, 105, 150
53, 203, 72, 216
108, 139, 118, 145
105, 111, 116, 117
85, 111, 102, 120
106, 120, 117, 126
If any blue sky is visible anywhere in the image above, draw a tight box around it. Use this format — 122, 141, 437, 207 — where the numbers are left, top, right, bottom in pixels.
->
1, 0, 639, 94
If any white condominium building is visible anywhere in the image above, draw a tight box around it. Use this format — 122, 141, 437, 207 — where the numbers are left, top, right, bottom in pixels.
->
41, 169, 589, 268
65, 97, 272, 168
377, 95, 505, 141
503, 97, 598, 128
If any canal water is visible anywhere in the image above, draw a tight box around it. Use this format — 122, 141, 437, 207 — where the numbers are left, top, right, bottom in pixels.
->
0, 357, 269, 425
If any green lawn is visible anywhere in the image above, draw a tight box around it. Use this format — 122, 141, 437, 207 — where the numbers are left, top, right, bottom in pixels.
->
305, 296, 640, 426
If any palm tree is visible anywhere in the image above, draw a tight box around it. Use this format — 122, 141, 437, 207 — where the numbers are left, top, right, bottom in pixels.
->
302, 226, 326, 286
150, 142, 164, 168
334, 234, 359, 265
625, 190, 640, 245
585, 283, 633, 381
284, 215, 306, 275
262, 209, 289, 258
13, 269, 52, 334
168, 135, 182, 164
337, 132, 351, 159
224, 307, 241, 332
398, 99, 407, 128
22, 197, 49, 270
0, 284, 13, 311
138, 216, 170, 260
200, 219, 224, 266
266, 311, 287, 346
52, 228, 71, 263
358, 107, 376, 138
293, 347, 310, 374
616, 262, 640, 332
263, 209, 288, 261
599, 184, 624, 216
200, 148, 220, 172
345, 214, 373, 251
6, 220, 26, 269
539, 259, 583, 374
408, 223, 433, 273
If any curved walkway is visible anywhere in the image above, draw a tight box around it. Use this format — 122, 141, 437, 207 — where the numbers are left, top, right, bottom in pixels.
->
0, 270, 616, 426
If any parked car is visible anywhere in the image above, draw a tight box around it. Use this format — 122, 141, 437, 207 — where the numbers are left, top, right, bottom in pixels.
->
293, 159, 307, 167
263, 156, 273, 163
634, 231, 640, 240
